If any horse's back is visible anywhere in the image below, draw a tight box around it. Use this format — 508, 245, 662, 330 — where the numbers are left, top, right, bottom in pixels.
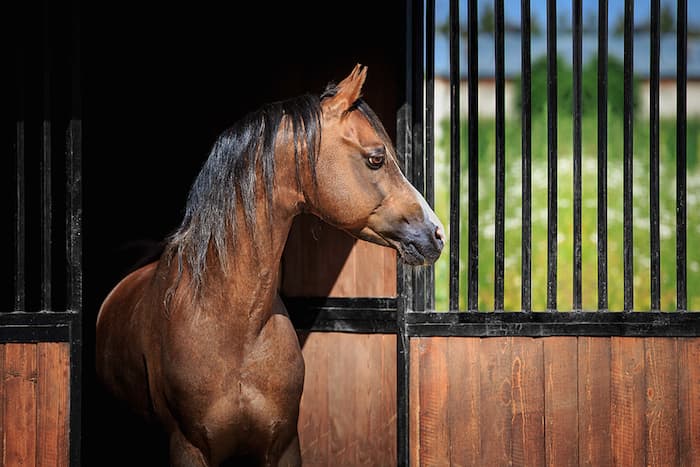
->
96, 261, 160, 418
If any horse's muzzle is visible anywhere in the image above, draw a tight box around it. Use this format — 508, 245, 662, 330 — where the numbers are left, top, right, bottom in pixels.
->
397, 223, 444, 266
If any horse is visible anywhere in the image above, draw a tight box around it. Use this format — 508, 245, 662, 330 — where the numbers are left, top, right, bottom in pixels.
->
95, 64, 445, 466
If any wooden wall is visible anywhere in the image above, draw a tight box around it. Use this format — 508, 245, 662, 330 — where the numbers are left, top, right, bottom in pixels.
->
298, 332, 397, 466
411, 336, 700, 467
1, 343, 70, 467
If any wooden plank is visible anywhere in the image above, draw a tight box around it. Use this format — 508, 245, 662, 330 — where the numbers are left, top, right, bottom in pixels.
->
355, 334, 379, 465
480, 337, 512, 466
382, 248, 397, 297
578, 337, 612, 467
328, 333, 358, 464
354, 239, 395, 296
511, 337, 545, 467
0, 344, 4, 464
679, 337, 700, 466
611, 337, 646, 467
299, 332, 329, 464
544, 336, 578, 467
409, 338, 421, 467
447, 337, 481, 467
418, 337, 450, 465
4, 343, 38, 467
379, 334, 396, 466
644, 338, 679, 467
37, 343, 70, 467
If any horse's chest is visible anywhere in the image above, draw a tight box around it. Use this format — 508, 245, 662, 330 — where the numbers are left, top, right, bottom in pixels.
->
165, 313, 304, 435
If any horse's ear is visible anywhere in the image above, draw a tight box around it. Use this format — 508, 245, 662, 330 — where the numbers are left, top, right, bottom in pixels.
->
324, 64, 367, 118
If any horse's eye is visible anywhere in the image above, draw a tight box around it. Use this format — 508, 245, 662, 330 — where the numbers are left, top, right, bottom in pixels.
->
367, 154, 385, 170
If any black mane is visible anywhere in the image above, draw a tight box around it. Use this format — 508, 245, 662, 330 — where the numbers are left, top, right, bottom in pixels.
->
165, 82, 394, 293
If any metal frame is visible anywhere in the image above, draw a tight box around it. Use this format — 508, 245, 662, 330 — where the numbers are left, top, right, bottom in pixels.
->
7, 1, 83, 465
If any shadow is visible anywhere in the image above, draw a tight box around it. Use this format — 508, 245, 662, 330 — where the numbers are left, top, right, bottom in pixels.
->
82, 0, 401, 464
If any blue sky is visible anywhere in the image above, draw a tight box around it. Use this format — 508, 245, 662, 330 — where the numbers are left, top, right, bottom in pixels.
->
435, 0, 700, 30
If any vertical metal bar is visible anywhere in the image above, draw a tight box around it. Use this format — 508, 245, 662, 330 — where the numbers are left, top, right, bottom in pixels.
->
449, 0, 461, 311
572, 0, 582, 311
521, 0, 532, 312
412, 0, 425, 312
650, 0, 661, 310
546, 0, 558, 311
68, 2, 83, 464
597, 0, 609, 311
15, 122, 26, 311
623, 0, 634, 311
467, 0, 479, 311
40, 0, 52, 312
41, 120, 52, 311
494, 0, 505, 311
67, 121, 82, 312
425, 0, 435, 310
677, 0, 687, 311
397, 0, 415, 462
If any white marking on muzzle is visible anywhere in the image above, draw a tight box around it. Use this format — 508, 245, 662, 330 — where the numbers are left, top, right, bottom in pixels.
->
409, 184, 446, 242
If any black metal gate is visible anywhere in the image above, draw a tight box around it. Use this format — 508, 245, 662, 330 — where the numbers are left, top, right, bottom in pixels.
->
5, 1, 82, 465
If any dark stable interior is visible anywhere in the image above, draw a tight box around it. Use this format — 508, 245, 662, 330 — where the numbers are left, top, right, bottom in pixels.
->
79, 1, 403, 465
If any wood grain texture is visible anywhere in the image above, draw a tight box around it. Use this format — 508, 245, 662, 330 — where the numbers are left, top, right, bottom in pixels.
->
0, 344, 4, 464
380, 334, 397, 466
480, 337, 512, 466
611, 337, 646, 467
679, 337, 700, 466
409, 338, 421, 467
578, 337, 612, 467
37, 343, 70, 467
298, 333, 396, 466
511, 337, 545, 467
418, 337, 450, 466
447, 337, 481, 467
4, 343, 38, 467
298, 332, 330, 464
281, 214, 396, 297
645, 337, 679, 467
544, 337, 578, 467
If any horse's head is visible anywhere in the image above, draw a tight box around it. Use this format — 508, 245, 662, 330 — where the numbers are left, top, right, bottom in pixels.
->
308, 64, 444, 266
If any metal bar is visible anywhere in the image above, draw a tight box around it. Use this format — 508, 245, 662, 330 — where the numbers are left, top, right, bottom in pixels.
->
67, 0, 83, 314
41, 121, 52, 311
572, 0, 582, 311
623, 0, 634, 311
650, 0, 661, 310
41, 0, 52, 311
412, 0, 425, 311
494, 0, 505, 311
67, 120, 82, 312
677, 0, 687, 311
597, 0, 609, 311
15, 121, 26, 312
396, 0, 415, 463
546, 0, 558, 311
467, 0, 479, 311
449, 0, 461, 311
521, 0, 532, 312
406, 311, 700, 337
425, 0, 436, 310
68, 2, 83, 464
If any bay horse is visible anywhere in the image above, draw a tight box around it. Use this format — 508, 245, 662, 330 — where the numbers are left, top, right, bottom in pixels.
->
96, 64, 444, 466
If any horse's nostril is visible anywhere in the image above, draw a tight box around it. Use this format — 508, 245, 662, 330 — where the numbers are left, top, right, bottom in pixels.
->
435, 226, 445, 244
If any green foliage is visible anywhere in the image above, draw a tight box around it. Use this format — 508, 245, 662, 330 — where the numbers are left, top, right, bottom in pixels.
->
513, 54, 639, 117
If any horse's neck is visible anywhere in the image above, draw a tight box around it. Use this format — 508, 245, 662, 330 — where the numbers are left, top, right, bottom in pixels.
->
198, 147, 302, 327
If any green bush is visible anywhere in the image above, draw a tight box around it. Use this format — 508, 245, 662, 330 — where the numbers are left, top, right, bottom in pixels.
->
513, 54, 639, 117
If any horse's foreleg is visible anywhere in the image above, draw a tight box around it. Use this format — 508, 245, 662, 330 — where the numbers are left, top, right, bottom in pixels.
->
169, 430, 210, 467
273, 434, 301, 467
